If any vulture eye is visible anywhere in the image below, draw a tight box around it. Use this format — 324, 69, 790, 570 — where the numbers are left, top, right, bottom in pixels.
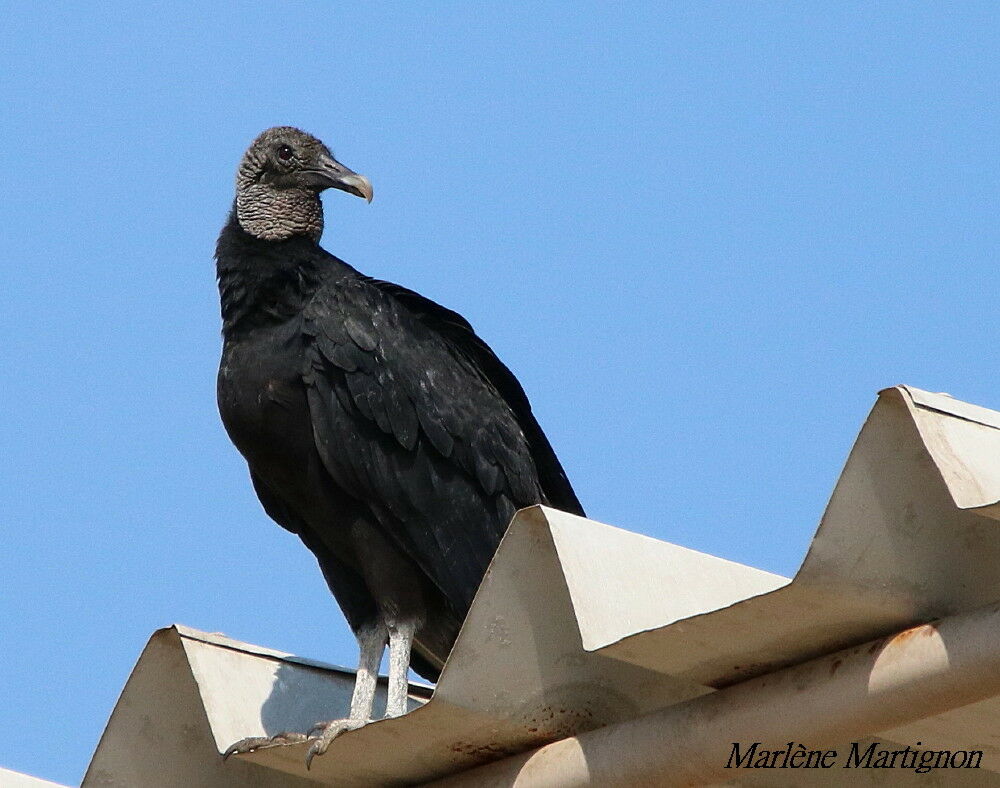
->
276, 144, 294, 161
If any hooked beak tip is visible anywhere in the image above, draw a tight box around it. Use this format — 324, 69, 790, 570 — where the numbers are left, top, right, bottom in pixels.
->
336, 173, 373, 203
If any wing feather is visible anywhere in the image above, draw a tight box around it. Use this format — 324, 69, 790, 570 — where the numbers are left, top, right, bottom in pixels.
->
303, 276, 543, 608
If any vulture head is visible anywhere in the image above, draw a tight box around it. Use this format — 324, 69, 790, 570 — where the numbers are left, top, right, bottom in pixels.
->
235, 126, 372, 241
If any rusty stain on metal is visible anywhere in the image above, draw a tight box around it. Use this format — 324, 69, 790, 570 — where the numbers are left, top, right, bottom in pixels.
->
881, 621, 941, 650
448, 741, 517, 766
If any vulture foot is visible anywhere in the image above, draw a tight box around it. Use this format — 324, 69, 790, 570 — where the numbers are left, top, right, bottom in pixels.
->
222, 731, 309, 759
305, 718, 370, 768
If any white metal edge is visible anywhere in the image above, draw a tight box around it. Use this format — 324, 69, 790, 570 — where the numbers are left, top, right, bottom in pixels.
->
537, 507, 790, 652
890, 386, 1000, 513
897, 385, 1000, 432
0, 768, 70, 787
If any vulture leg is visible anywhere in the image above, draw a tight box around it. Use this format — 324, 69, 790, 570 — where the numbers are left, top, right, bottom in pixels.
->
386, 617, 418, 717
223, 621, 388, 763
305, 620, 387, 767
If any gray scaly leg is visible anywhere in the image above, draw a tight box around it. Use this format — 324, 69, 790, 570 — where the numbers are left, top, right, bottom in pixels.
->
305, 620, 387, 767
385, 617, 418, 718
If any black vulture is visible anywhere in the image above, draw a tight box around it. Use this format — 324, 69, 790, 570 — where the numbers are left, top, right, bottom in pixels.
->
216, 127, 584, 764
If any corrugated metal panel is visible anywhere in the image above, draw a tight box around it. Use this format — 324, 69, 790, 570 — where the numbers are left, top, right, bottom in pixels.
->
82, 385, 1000, 786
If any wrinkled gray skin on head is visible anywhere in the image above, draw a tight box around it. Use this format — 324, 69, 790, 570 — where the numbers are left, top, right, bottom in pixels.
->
236, 126, 351, 242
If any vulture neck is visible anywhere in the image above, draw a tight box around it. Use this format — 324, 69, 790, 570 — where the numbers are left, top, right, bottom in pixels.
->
236, 184, 324, 242
215, 207, 329, 336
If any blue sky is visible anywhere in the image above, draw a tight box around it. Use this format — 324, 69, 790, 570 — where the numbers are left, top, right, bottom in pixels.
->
3, 3, 999, 784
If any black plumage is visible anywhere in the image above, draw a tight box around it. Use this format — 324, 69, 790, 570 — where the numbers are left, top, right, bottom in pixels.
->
216, 127, 583, 759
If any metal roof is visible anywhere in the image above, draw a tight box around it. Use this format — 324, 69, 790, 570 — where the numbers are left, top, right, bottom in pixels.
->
78, 385, 1000, 786
0, 768, 70, 787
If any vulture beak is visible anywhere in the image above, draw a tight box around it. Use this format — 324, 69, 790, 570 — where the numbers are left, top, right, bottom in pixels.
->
305, 154, 374, 202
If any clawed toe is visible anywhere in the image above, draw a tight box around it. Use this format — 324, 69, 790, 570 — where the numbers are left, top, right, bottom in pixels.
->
222, 731, 309, 760
304, 718, 370, 769
223, 718, 372, 768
